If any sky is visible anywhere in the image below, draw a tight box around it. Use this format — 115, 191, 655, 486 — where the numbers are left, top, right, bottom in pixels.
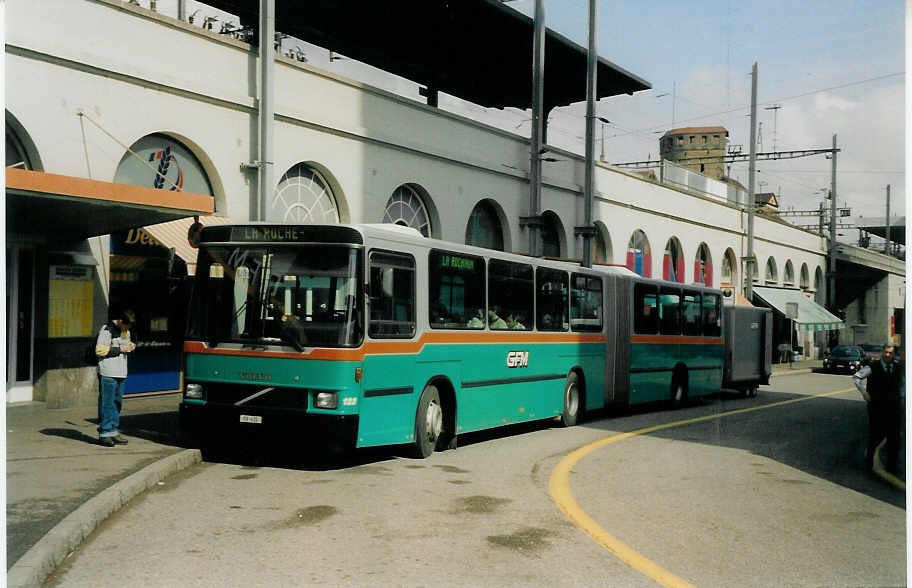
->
478, 0, 907, 241
159, 0, 906, 244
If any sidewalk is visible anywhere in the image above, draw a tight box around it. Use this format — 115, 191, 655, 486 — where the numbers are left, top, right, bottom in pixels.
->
5, 393, 199, 586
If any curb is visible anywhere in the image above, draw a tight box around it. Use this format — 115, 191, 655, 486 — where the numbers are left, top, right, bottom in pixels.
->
7, 449, 202, 588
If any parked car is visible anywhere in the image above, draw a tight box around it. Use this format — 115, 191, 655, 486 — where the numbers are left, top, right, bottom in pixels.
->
860, 344, 883, 363
822, 345, 866, 374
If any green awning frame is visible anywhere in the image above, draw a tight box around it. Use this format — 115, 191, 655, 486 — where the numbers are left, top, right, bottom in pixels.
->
753, 286, 845, 331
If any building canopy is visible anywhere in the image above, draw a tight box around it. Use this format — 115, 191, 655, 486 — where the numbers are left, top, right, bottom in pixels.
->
6, 169, 215, 240
753, 286, 845, 332
204, 0, 651, 112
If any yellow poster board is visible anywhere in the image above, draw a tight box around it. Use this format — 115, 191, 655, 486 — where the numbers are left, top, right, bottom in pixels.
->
49, 265, 94, 338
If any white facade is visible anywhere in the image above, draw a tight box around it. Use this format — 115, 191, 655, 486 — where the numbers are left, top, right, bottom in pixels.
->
842, 273, 906, 347
6, 0, 903, 404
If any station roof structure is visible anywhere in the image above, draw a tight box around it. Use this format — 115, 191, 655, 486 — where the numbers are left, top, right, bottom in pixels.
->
203, 0, 651, 112
857, 217, 906, 245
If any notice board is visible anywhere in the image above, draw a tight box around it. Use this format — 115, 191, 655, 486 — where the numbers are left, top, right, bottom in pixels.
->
49, 265, 94, 337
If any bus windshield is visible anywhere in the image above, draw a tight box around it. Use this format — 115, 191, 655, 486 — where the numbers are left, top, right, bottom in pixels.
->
190, 245, 363, 348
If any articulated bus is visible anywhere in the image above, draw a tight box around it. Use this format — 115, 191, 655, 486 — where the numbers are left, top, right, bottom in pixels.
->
179, 223, 725, 457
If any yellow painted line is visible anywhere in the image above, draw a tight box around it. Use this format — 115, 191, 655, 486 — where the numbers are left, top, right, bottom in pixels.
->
549, 388, 854, 588
872, 441, 906, 491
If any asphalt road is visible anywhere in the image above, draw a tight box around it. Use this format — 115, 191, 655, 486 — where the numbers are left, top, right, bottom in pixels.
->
46, 373, 906, 587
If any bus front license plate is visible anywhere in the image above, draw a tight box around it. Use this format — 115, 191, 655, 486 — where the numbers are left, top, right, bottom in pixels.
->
240, 415, 262, 424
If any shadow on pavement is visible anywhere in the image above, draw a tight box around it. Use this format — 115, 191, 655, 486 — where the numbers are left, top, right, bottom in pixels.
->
39, 427, 102, 446
95, 410, 184, 447
582, 388, 904, 509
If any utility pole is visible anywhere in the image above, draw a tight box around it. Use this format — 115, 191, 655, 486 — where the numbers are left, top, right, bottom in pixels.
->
256, 0, 275, 221
886, 184, 891, 257
525, 0, 545, 257
828, 134, 837, 311
745, 62, 758, 300
579, 0, 597, 268
764, 104, 781, 152
671, 81, 676, 127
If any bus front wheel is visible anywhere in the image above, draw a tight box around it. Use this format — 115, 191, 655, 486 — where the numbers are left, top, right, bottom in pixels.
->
560, 372, 580, 427
670, 378, 687, 408
414, 385, 443, 458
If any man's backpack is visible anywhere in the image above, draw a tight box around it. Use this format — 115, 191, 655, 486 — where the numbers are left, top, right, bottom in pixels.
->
85, 324, 112, 365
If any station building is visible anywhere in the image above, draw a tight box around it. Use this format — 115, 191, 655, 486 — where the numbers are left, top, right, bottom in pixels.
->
6, 0, 899, 407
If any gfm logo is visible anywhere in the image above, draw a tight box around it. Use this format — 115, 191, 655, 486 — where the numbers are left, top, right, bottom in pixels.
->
506, 351, 529, 368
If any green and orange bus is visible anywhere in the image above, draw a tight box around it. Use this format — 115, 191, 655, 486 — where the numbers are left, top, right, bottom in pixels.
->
179, 223, 725, 457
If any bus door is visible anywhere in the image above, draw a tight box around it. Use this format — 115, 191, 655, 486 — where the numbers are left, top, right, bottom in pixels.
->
359, 251, 418, 447
658, 286, 683, 396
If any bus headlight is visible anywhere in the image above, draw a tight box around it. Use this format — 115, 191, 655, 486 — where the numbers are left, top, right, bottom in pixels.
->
185, 383, 204, 400
314, 391, 338, 409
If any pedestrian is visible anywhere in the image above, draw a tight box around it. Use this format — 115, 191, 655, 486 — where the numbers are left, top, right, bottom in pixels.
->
853, 343, 904, 473
95, 307, 136, 447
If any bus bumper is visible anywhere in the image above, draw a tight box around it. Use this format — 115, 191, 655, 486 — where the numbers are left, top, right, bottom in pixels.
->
179, 402, 359, 451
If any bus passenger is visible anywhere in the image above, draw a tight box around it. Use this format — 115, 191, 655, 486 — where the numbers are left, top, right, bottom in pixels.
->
467, 309, 485, 328
488, 308, 508, 329
506, 314, 525, 330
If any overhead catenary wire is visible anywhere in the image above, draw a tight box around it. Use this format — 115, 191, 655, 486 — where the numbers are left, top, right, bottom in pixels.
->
606, 71, 905, 140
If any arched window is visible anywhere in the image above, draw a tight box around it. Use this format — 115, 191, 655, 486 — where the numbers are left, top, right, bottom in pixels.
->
800, 263, 810, 290
721, 248, 737, 288
764, 257, 778, 284
114, 133, 213, 195
465, 199, 504, 251
594, 221, 612, 264
540, 211, 563, 258
694, 243, 713, 287
272, 163, 339, 223
383, 184, 431, 236
783, 260, 795, 286
663, 237, 684, 283
751, 261, 760, 284
6, 127, 32, 169
626, 230, 652, 277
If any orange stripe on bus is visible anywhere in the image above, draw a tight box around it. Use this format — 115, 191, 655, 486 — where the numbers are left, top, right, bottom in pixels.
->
630, 336, 724, 345
184, 332, 606, 361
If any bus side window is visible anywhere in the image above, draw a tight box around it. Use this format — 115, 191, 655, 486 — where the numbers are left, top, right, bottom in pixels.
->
571, 274, 602, 332
682, 290, 701, 336
428, 250, 485, 329
634, 283, 658, 334
369, 251, 415, 338
659, 287, 681, 335
536, 267, 568, 332
488, 260, 533, 331
702, 293, 721, 337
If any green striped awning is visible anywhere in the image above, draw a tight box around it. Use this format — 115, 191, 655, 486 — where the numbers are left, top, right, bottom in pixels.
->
753, 287, 845, 331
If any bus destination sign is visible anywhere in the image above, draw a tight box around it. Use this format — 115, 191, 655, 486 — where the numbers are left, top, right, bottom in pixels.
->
439, 254, 475, 271
231, 226, 308, 242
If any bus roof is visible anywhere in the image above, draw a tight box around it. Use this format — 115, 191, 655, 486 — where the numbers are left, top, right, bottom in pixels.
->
197, 223, 720, 293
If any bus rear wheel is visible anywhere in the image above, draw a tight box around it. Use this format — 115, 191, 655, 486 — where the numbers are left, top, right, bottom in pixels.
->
413, 385, 443, 458
560, 372, 580, 427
